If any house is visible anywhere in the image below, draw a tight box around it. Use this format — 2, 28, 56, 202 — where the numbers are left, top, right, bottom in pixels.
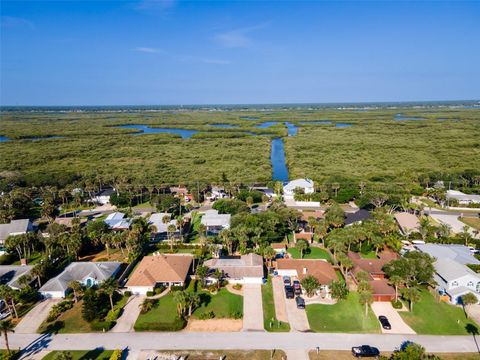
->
250, 186, 275, 199
300, 210, 324, 230
126, 254, 193, 295
92, 188, 115, 205
433, 258, 480, 304
293, 231, 314, 244
148, 213, 178, 239
170, 186, 193, 202
0, 265, 34, 290
446, 190, 480, 205
415, 244, 480, 265
394, 212, 421, 236
283, 178, 314, 199
204, 253, 264, 284
271, 243, 287, 255
348, 251, 397, 301
54, 217, 87, 228
276, 259, 337, 298
345, 209, 372, 226
201, 209, 231, 234
104, 212, 131, 230
0, 219, 34, 246
209, 186, 228, 200
39, 262, 121, 298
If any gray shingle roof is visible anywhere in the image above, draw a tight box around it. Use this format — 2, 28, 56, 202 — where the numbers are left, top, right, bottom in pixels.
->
434, 258, 480, 282
39, 262, 121, 293
0, 219, 33, 242
0, 265, 33, 289
201, 210, 230, 228
416, 244, 480, 265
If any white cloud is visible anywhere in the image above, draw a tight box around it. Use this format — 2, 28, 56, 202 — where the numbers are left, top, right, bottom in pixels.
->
134, 47, 163, 53
214, 23, 268, 48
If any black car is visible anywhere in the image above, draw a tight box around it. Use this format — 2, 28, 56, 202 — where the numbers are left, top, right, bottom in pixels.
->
283, 276, 291, 286
351, 345, 380, 358
293, 280, 301, 295
378, 315, 391, 330
284, 285, 294, 299
295, 296, 305, 309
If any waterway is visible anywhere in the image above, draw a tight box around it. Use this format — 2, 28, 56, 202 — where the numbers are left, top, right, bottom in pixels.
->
116, 124, 199, 139
271, 138, 289, 182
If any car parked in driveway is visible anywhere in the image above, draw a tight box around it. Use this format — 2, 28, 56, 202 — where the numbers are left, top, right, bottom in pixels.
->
283, 276, 291, 286
378, 315, 391, 330
295, 296, 305, 309
293, 280, 301, 295
284, 285, 294, 299
351, 345, 380, 358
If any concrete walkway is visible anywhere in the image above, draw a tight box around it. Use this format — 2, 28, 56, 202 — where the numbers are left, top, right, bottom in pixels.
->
371, 302, 416, 335
242, 284, 264, 331
285, 349, 309, 360
271, 276, 288, 322
15, 299, 60, 334
110, 295, 145, 333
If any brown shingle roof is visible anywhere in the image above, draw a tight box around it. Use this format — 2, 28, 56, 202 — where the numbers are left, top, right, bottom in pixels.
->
348, 251, 394, 275
294, 232, 313, 242
301, 210, 324, 222
276, 259, 337, 284
370, 279, 395, 296
126, 254, 193, 286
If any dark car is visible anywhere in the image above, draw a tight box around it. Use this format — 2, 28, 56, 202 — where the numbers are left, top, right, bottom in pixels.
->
283, 276, 291, 286
295, 296, 305, 309
378, 315, 391, 330
293, 280, 301, 295
284, 285, 294, 299
351, 345, 380, 358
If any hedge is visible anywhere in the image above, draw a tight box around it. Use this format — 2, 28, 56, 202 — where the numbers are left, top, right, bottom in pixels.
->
133, 318, 186, 332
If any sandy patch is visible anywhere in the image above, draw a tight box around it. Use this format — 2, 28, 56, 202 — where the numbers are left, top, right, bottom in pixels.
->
184, 319, 243, 332
226, 283, 243, 296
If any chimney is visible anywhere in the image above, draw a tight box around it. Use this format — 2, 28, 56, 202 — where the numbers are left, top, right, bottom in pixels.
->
303, 267, 307, 274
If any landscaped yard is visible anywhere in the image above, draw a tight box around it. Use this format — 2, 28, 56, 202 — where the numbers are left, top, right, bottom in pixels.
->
287, 247, 331, 261
149, 350, 286, 360
399, 288, 479, 335
306, 292, 380, 333
261, 277, 290, 332
192, 288, 243, 319
134, 293, 186, 331
42, 350, 114, 360
460, 217, 480, 231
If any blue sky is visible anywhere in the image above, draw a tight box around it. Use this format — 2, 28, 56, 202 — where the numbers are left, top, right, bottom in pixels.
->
1, 0, 479, 105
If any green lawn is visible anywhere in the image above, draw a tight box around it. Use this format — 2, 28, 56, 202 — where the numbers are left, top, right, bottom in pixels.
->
39, 300, 93, 334
134, 293, 186, 331
359, 251, 377, 259
261, 277, 290, 332
42, 350, 114, 360
192, 288, 243, 319
306, 292, 380, 333
399, 289, 479, 335
287, 247, 331, 261
460, 217, 480, 231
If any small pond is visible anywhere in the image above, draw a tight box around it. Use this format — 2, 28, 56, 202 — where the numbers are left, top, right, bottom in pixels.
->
255, 121, 278, 129
394, 113, 427, 121
285, 122, 298, 136
0, 136, 10, 142
116, 125, 199, 139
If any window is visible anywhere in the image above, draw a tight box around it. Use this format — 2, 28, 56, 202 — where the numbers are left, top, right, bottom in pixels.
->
467, 281, 474, 287
452, 281, 458, 287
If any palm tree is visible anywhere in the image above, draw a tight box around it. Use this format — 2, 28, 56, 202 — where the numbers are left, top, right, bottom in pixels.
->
219, 229, 233, 255
212, 269, 223, 290
314, 220, 328, 247
388, 275, 403, 302
69, 281, 83, 303
167, 224, 177, 251
331, 182, 340, 198
101, 278, 119, 311
300, 275, 320, 297
402, 287, 421, 311
195, 265, 209, 288
296, 239, 308, 259
263, 246, 276, 267
0, 320, 15, 355
460, 225, 473, 246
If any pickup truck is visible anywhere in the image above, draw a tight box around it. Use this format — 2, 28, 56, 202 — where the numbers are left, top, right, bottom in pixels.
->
351, 345, 380, 358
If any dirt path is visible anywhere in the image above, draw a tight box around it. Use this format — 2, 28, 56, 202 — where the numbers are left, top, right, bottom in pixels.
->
184, 319, 243, 332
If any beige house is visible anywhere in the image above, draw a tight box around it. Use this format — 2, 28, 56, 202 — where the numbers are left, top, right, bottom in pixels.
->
394, 212, 420, 236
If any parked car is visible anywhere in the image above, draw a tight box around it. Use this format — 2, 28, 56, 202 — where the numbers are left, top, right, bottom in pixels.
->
351, 345, 380, 358
293, 280, 301, 295
284, 285, 294, 299
295, 296, 305, 309
378, 315, 391, 330
283, 276, 291, 286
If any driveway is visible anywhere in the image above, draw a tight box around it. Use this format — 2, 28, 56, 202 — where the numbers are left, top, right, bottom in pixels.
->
271, 277, 288, 322
242, 284, 264, 331
371, 302, 416, 335
284, 297, 310, 332
15, 299, 60, 334
110, 295, 145, 333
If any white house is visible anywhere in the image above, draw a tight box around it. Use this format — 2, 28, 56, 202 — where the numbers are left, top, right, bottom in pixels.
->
92, 188, 115, 205
148, 213, 178, 239
104, 212, 131, 230
204, 253, 264, 284
201, 209, 230, 234
446, 190, 480, 205
39, 262, 121, 298
434, 258, 480, 304
283, 178, 314, 199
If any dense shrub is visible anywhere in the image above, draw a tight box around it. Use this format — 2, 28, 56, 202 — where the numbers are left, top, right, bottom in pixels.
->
109, 350, 123, 360
124, 291, 132, 297
105, 308, 122, 322
133, 318, 186, 331
155, 286, 165, 294
146, 291, 154, 297
229, 311, 242, 319
391, 300, 403, 309
90, 320, 115, 331
47, 300, 74, 322
82, 289, 110, 322
199, 311, 215, 320
212, 199, 249, 215
170, 285, 184, 292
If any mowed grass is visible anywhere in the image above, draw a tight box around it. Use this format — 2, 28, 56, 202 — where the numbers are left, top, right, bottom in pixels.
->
306, 292, 380, 333
460, 217, 480, 231
261, 277, 290, 332
42, 350, 114, 360
399, 289, 479, 335
134, 293, 185, 331
192, 288, 243, 319
287, 247, 331, 261
38, 301, 94, 334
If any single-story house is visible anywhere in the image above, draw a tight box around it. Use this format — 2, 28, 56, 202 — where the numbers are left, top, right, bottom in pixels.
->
204, 253, 264, 284
104, 212, 131, 230
348, 251, 397, 302
0, 265, 34, 290
283, 178, 314, 199
301, 210, 324, 222
293, 231, 314, 244
276, 259, 337, 298
446, 190, 480, 205
271, 243, 287, 255
0, 219, 34, 246
416, 244, 480, 265
148, 213, 178, 239
394, 212, 421, 236
434, 258, 480, 304
170, 186, 193, 202
54, 217, 87, 228
39, 262, 121, 298
201, 209, 231, 234
92, 188, 115, 205
126, 254, 193, 295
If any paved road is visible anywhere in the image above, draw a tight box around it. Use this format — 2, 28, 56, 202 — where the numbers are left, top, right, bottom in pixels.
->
15, 299, 60, 334
428, 209, 479, 238
371, 302, 416, 335
9, 332, 480, 356
110, 295, 145, 333
242, 284, 264, 331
